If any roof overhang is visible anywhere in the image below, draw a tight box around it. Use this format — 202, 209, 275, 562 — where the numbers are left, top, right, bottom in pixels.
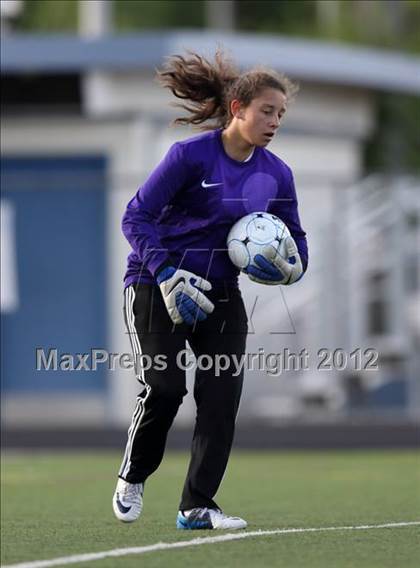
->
2, 31, 420, 95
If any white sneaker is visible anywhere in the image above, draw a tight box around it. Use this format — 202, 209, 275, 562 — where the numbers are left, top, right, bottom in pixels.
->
176, 508, 247, 530
112, 478, 143, 523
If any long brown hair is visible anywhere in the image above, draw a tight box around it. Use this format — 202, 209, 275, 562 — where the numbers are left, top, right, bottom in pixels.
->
157, 48, 298, 130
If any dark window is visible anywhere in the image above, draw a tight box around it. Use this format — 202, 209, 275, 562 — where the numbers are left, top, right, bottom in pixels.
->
1, 73, 81, 113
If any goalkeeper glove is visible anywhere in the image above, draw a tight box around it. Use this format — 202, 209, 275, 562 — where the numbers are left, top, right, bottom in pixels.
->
156, 266, 215, 325
245, 236, 304, 285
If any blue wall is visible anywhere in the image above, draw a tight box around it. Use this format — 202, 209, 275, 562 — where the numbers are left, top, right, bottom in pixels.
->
1, 156, 107, 393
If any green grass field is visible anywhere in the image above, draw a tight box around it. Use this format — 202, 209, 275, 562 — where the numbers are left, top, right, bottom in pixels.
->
1, 450, 419, 567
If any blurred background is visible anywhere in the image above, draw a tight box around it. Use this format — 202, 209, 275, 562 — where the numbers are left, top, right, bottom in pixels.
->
1, 0, 419, 449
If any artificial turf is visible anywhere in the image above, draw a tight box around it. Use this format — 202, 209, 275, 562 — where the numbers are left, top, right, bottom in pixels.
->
1, 450, 419, 567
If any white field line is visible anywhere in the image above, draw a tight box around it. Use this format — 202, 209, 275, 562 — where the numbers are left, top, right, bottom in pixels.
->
3, 521, 420, 568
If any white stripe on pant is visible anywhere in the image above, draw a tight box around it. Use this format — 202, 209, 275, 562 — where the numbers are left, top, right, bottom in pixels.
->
119, 286, 152, 480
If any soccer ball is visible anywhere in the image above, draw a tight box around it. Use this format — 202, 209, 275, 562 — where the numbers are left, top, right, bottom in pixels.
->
227, 212, 291, 272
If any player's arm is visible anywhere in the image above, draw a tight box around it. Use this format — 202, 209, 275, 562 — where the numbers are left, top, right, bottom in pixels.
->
246, 168, 308, 286
122, 142, 187, 277
272, 167, 308, 273
122, 143, 214, 324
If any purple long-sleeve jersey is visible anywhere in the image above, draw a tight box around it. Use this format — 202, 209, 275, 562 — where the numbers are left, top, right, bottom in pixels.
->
122, 128, 308, 288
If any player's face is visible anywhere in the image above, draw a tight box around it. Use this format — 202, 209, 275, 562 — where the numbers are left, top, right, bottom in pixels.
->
239, 88, 287, 147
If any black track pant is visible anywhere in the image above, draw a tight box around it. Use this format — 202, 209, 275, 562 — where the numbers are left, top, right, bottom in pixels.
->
118, 283, 248, 511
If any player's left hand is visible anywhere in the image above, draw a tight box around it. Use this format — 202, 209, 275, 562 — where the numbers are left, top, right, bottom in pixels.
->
245, 236, 304, 285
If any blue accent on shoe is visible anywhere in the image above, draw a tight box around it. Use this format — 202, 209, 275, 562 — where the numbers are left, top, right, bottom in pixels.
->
156, 266, 176, 284
176, 512, 212, 530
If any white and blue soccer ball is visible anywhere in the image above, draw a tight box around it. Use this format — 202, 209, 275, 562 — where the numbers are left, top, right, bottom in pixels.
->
227, 212, 291, 272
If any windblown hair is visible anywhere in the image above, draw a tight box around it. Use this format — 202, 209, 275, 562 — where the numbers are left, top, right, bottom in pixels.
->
157, 49, 298, 130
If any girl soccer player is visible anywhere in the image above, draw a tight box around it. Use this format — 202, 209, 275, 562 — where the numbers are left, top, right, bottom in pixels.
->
113, 50, 308, 530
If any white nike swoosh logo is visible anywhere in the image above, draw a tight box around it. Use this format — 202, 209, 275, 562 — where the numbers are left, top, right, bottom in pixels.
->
201, 180, 223, 188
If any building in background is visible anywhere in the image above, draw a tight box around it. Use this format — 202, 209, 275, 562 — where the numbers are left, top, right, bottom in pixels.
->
1, 25, 419, 432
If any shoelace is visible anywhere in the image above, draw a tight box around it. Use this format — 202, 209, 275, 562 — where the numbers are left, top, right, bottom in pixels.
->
199, 508, 225, 519
184, 507, 225, 519
121, 483, 142, 500
211, 509, 240, 521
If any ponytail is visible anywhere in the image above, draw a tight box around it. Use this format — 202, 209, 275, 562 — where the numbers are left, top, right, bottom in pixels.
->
157, 49, 238, 129
157, 48, 298, 130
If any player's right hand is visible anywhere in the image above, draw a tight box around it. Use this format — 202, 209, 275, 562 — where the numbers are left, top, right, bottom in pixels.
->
156, 267, 215, 325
